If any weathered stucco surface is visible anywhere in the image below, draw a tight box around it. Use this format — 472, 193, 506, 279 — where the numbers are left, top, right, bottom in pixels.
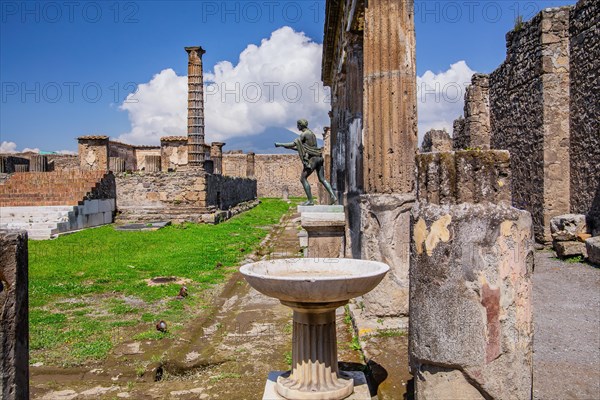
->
410, 203, 534, 400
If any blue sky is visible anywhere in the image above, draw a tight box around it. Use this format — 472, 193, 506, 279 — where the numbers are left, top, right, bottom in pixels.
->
0, 0, 577, 153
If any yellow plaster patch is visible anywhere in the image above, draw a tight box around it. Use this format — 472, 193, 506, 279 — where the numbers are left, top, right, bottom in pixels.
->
500, 220, 514, 237
414, 218, 429, 255
359, 328, 373, 336
425, 215, 452, 256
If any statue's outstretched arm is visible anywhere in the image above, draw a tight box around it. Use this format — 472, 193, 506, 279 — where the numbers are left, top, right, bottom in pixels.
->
274, 141, 297, 149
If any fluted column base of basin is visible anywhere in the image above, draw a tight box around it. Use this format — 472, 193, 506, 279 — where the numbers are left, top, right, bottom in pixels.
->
276, 301, 353, 400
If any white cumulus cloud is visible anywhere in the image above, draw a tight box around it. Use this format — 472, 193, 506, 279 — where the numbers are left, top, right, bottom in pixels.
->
417, 60, 475, 143
118, 26, 330, 145
0, 141, 18, 153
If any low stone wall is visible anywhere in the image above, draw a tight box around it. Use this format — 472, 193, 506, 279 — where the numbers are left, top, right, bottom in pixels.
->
0, 229, 29, 399
115, 171, 208, 223
206, 174, 257, 210
115, 171, 257, 223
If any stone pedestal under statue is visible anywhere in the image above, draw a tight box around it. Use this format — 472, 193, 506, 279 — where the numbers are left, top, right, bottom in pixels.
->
299, 205, 345, 258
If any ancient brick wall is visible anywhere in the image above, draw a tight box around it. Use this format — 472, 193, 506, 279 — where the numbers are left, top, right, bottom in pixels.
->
0, 171, 112, 207
490, 7, 571, 242
569, 0, 600, 233
205, 174, 257, 209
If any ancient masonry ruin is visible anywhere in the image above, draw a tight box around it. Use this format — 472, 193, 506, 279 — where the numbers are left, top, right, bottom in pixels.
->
453, 0, 600, 242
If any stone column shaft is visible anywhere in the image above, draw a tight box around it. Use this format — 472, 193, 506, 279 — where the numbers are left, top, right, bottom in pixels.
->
363, 0, 417, 194
185, 46, 206, 168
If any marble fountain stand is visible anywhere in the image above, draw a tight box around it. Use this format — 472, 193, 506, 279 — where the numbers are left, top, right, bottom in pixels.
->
298, 205, 346, 259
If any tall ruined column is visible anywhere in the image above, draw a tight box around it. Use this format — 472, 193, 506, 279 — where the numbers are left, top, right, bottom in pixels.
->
210, 142, 225, 175
357, 0, 418, 318
246, 152, 255, 178
185, 46, 206, 169
363, 0, 417, 193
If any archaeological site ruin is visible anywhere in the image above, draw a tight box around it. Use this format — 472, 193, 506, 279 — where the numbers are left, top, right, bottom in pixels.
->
1, 0, 598, 399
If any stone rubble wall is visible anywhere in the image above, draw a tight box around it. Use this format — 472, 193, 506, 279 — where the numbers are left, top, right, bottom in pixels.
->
569, 0, 600, 234
115, 171, 209, 223
115, 171, 257, 223
0, 229, 29, 400
489, 7, 572, 242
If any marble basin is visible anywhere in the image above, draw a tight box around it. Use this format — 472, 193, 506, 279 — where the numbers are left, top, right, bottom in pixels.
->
240, 258, 389, 400
239, 258, 389, 304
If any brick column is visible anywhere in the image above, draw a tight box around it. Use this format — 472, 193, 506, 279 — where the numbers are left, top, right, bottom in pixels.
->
210, 142, 225, 175
185, 46, 206, 169
78, 136, 109, 171
0, 230, 29, 400
363, 0, 418, 193
246, 152, 255, 178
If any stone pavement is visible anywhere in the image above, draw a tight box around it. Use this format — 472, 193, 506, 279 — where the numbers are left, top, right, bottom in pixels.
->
532, 251, 600, 400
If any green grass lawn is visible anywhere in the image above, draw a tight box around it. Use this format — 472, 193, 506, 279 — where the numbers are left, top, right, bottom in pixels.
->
28, 198, 296, 366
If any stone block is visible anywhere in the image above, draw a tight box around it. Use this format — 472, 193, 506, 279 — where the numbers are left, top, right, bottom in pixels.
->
0, 230, 29, 399
98, 199, 113, 213
85, 213, 104, 228
550, 214, 588, 241
83, 199, 99, 215
410, 202, 534, 400
554, 240, 588, 259
300, 208, 346, 259
103, 212, 113, 225
585, 237, 600, 266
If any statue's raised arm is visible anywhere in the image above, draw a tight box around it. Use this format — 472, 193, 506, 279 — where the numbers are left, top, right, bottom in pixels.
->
274, 119, 337, 206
